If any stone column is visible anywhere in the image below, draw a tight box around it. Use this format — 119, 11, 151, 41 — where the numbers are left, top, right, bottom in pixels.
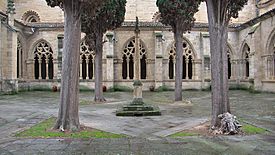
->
154, 31, 163, 88
46, 59, 49, 79
38, 59, 42, 79
79, 59, 83, 79
185, 59, 189, 80
86, 58, 89, 79
2, 0, 19, 93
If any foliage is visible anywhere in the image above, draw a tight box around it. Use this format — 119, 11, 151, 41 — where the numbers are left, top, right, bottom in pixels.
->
207, 0, 248, 23
45, 0, 62, 7
81, 0, 126, 49
156, 0, 202, 32
228, 0, 248, 19
16, 117, 125, 138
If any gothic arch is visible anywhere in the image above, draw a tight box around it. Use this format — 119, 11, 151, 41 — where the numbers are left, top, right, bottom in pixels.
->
121, 37, 147, 79
264, 28, 275, 79
239, 43, 251, 78
80, 40, 96, 80
168, 38, 196, 80
266, 27, 275, 55
22, 10, 40, 23
32, 39, 54, 79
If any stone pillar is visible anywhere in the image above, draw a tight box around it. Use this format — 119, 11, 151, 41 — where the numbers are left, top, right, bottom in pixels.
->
2, 0, 18, 93
53, 59, 58, 79
154, 31, 163, 88
79, 59, 83, 79
185, 59, 189, 80
86, 58, 89, 79
105, 32, 114, 88
46, 59, 49, 79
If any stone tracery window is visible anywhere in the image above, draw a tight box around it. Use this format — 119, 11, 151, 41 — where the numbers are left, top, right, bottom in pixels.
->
80, 41, 95, 80
168, 40, 194, 80
34, 41, 54, 79
242, 44, 250, 78
122, 38, 147, 79
263, 35, 275, 80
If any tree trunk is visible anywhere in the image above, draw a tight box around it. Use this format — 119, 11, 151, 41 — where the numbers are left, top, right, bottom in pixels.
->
54, 0, 81, 131
206, 0, 230, 128
94, 31, 106, 102
174, 27, 183, 101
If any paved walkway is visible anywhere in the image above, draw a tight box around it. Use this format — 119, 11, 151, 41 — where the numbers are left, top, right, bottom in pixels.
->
0, 90, 275, 154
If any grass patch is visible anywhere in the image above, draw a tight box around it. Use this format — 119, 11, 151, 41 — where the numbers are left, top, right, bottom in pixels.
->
16, 117, 125, 139
170, 132, 198, 138
241, 124, 268, 135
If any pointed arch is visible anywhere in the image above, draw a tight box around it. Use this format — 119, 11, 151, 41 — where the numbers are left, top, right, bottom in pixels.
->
80, 40, 95, 80
265, 28, 275, 79
241, 43, 251, 78
122, 37, 147, 79
168, 38, 196, 80
32, 40, 54, 79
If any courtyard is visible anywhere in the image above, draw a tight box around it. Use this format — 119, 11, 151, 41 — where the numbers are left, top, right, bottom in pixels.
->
0, 90, 275, 154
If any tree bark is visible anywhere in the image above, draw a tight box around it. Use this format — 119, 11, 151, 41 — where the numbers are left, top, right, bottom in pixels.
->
94, 31, 106, 102
174, 26, 183, 101
206, 0, 230, 128
54, 0, 81, 131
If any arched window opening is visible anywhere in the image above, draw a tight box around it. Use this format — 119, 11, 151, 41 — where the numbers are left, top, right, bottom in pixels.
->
242, 44, 250, 78
48, 55, 54, 79
34, 55, 39, 79
41, 55, 46, 79
33, 41, 54, 79
227, 51, 232, 79
169, 40, 195, 80
17, 39, 23, 78
188, 56, 193, 79
182, 55, 186, 79
88, 55, 94, 79
122, 54, 127, 79
169, 55, 174, 79
80, 41, 95, 80
129, 55, 134, 79
141, 55, 147, 79
122, 38, 147, 80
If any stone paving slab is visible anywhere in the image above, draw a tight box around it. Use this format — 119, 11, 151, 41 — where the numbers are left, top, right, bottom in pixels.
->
0, 91, 275, 154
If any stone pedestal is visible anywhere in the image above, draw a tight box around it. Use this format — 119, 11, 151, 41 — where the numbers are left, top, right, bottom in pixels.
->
116, 80, 161, 116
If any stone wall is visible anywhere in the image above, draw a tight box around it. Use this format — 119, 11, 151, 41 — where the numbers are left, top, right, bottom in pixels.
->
14, 0, 63, 23
0, 0, 6, 12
